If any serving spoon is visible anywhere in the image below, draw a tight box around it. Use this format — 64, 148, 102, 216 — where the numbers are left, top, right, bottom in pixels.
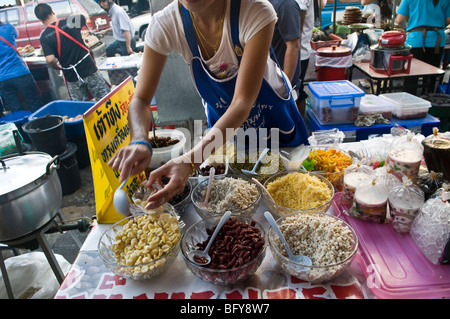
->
189, 211, 232, 266
197, 166, 215, 209
252, 177, 274, 202
150, 110, 158, 147
264, 211, 312, 267
241, 148, 270, 176
113, 167, 133, 216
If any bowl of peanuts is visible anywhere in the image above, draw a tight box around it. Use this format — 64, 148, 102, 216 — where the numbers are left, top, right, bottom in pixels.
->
300, 146, 353, 192
268, 211, 358, 283
180, 215, 266, 285
98, 203, 182, 280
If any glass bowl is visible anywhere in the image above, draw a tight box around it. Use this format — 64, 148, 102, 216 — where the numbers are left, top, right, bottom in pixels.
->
191, 174, 261, 219
181, 215, 266, 285
98, 204, 181, 280
132, 179, 192, 217
228, 150, 285, 183
301, 146, 353, 192
263, 170, 334, 217
268, 211, 358, 283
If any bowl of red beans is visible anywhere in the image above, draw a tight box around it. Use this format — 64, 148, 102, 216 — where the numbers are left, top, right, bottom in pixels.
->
180, 215, 266, 285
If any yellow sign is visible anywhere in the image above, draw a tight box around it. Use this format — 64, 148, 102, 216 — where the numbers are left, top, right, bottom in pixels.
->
83, 77, 145, 224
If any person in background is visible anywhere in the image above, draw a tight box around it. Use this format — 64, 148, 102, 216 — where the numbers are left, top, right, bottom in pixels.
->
99, 0, 136, 57
0, 22, 42, 113
269, 0, 302, 112
396, 0, 450, 93
35, 4, 110, 101
361, 0, 395, 21
296, 0, 314, 117
396, 0, 450, 68
108, 0, 310, 209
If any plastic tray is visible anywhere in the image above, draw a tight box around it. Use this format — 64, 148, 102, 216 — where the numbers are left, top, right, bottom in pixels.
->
379, 92, 431, 120
332, 193, 450, 299
308, 80, 365, 125
29, 100, 95, 137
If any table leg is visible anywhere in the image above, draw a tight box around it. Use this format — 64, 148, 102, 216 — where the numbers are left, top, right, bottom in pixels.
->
0, 251, 14, 299
36, 233, 65, 285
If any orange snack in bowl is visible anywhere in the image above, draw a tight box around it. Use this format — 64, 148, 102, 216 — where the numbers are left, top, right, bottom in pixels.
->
306, 148, 352, 173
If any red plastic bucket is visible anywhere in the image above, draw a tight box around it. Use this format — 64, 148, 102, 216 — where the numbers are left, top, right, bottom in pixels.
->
315, 46, 351, 81
315, 66, 349, 81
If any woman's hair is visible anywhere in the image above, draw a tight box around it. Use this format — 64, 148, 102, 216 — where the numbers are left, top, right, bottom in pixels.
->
379, 0, 392, 20
34, 3, 53, 22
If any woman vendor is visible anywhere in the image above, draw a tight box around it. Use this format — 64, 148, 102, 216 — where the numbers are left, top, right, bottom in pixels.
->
108, 0, 309, 208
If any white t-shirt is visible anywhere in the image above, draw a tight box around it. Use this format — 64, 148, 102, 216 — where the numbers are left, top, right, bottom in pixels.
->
296, 0, 314, 61
145, 0, 290, 97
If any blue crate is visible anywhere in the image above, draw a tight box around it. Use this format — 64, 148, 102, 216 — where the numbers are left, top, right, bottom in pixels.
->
29, 100, 95, 137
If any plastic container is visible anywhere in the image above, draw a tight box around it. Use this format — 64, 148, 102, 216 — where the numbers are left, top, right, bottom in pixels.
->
308, 80, 365, 125
359, 94, 395, 119
333, 193, 450, 299
29, 100, 95, 138
149, 129, 186, 169
0, 110, 32, 142
22, 115, 67, 156
0, 123, 23, 156
315, 46, 352, 82
379, 92, 431, 120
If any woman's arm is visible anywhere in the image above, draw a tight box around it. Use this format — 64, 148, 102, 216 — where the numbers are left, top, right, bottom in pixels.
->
143, 21, 277, 209
108, 45, 167, 180
396, 13, 407, 28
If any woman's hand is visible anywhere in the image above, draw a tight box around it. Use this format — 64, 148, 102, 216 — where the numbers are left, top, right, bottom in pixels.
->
142, 156, 193, 209
108, 143, 152, 182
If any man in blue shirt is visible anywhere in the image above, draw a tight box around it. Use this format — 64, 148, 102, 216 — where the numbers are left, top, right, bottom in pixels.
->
0, 22, 42, 114
99, 0, 136, 57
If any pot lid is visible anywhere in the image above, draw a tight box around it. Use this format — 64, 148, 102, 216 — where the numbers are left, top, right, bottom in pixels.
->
0, 152, 53, 196
378, 30, 406, 47
316, 45, 351, 57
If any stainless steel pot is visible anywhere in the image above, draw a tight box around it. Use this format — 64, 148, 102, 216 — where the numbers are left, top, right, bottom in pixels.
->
370, 43, 412, 72
0, 152, 62, 242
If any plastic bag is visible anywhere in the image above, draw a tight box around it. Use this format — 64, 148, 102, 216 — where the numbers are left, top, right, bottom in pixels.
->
386, 132, 424, 183
388, 176, 425, 235
315, 54, 353, 68
349, 177, 389, 223
417, 171, 446, 200
0, 251, 71, 299
352, 45, 371, 63
374, 165, 402, 190
410, 190, 450, 265
341, 162, 374, 207
307, 128, 345, 146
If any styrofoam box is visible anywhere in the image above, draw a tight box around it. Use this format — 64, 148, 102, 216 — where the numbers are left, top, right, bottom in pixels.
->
379, 92, 431, 120
359, 94, 396, 119
308, 80, 365, 125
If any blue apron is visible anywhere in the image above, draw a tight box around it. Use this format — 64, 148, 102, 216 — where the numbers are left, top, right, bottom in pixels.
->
181, 0, 309, 147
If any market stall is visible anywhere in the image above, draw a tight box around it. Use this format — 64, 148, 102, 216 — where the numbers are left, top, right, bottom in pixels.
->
53, 136, 450, 300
